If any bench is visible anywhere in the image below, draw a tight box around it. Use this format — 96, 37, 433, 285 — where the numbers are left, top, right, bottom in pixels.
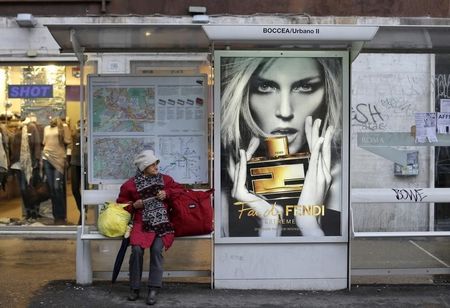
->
76, 189, 214, 287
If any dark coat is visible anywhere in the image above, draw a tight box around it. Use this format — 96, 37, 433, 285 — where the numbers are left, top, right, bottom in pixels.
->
10, 122, 42, 168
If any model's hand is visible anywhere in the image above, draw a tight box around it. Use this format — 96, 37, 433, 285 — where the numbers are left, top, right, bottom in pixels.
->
303, 116, 333, 205
295, 116, 334, 236
227, 136, 259, 201
227, 137, 283, 237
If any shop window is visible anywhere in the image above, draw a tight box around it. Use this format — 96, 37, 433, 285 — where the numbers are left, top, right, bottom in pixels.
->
0, 64, 88, 227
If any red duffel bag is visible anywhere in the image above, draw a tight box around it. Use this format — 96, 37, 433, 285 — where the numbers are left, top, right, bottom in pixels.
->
168, 188, 214, 237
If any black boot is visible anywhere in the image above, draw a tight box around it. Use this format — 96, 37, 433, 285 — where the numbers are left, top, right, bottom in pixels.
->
146, 289, 157, 305
127, 289, 139, 301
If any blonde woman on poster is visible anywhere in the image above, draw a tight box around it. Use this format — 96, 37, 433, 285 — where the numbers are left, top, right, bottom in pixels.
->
220, 55, 343, 237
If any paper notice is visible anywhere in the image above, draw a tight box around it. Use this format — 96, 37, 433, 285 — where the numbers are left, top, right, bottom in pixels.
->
415, 112, 437, 143
437, 112, 450, 134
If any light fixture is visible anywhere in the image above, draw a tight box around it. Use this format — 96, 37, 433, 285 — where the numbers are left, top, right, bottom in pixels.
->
26, 50, 38, 57
188, 6, 206, 15
16, 13, 37, 28
189, 6, 209, 24
192, 15, 209, 24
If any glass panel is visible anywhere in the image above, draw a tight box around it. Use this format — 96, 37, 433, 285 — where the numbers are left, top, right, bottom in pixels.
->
0, 63, 92, 227
434, 54, 450, 231
352, 237, 450, 284
351, 53, 436, 233
353, 237, 450, 269
79, 59, 98, 228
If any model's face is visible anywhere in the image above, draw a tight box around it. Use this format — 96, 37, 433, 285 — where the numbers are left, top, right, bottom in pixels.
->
143, 162, 159, 176
249, 58, 325, 153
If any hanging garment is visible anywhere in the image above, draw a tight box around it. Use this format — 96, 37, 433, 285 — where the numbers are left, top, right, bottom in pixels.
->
20, 125, 33, 185
0, 131, 7, 191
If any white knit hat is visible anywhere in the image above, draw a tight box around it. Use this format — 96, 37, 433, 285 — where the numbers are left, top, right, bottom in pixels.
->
134, 150, 160, 171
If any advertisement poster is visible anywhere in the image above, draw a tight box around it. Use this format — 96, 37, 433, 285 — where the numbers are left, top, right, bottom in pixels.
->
217, 51, 345, 238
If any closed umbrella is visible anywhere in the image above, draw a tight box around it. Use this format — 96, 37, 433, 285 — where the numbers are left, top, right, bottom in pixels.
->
112, 223, 132, 283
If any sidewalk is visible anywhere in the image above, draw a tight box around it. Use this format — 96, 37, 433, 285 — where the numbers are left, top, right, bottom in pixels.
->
27, 281, 450, 308
1, 237, 450, 307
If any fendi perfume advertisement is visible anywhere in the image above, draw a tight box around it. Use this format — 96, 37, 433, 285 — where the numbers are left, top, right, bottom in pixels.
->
218, 51, 345, 238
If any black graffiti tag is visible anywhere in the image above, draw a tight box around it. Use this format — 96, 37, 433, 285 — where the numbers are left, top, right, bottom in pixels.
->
380, 97, 413, 115
392, 188, 427, 202
351, 103, 386, 131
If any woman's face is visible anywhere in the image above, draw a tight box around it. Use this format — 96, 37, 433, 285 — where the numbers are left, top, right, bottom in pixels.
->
249, 58, 325, 153
144, 161, 159, 176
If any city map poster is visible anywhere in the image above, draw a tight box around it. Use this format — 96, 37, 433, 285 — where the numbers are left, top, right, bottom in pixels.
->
88, 75, 209, 184
91, 136, 207, 184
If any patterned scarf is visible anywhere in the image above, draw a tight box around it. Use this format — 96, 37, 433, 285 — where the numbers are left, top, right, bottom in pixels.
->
134, 170, 174, 236
20, 125, 33, 185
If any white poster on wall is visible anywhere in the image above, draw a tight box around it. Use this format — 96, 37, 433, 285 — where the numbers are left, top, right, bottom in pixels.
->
437, 112, 450, 134
415, 112, 437, 143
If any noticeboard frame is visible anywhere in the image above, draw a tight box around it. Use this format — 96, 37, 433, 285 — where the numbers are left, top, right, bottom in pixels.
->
87, 74, 209, 185
213, 50, 350, 244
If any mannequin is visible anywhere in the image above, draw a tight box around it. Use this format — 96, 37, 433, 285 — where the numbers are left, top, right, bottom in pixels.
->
10, 116, 42, 219
42, 117, 72, 224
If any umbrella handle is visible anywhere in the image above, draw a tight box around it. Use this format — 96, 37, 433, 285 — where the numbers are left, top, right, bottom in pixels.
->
124, 222, 133, 238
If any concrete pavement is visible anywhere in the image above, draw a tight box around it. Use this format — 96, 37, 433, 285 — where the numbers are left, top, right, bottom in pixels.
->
1, 237, 450, 307
27, 280, 450, 307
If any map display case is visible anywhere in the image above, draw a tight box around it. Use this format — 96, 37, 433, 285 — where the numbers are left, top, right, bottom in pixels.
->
88, 74, 209, 185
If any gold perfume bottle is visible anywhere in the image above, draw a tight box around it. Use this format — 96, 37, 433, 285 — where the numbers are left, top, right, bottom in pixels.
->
246, 136, 310, 236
